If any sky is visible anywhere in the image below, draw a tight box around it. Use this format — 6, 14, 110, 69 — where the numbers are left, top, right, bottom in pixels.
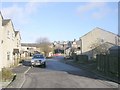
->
0, 0, 118, 43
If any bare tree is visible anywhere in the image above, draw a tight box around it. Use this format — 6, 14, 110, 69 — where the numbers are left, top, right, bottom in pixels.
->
90, 39, 109, 58
36, 37, 52, 57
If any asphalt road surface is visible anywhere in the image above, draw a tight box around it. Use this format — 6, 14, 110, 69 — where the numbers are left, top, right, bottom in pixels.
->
20, 57, 118, 88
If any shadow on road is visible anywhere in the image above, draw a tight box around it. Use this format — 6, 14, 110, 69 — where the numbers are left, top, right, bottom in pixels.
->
22, 58, 117, 84
46, 59, 99, 79
22, 60, 31, 66
46, 59, 118, 84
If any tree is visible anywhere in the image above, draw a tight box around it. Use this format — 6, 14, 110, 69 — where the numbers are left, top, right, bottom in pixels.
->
36, 37, 52, 57
90, 39, 109, 58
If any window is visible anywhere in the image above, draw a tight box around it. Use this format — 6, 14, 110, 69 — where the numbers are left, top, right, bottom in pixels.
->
12, 33, 14, 40
17, 42, 19, 47
1, 40, 3, 44
7, 30, 9, 35
7, 52, 10, 60
33, 55, 44, 59
18, 40, 20, 44
7, 30, 10, 39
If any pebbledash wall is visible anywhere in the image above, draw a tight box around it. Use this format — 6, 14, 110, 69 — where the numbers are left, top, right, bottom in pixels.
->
80, 27, 120, 59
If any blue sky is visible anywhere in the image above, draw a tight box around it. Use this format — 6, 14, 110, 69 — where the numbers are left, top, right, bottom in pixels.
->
1, 1, 118, 43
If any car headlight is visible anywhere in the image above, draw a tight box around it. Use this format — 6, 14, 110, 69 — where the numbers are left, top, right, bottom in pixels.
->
31, 60, 34, 63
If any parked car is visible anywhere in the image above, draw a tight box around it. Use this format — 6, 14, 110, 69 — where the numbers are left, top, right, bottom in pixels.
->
31, 54, 46, 68
53, 53, 62, 57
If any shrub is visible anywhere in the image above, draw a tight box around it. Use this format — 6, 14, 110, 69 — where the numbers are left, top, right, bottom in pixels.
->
2, 68, 13, 82
0, 71, 2, 82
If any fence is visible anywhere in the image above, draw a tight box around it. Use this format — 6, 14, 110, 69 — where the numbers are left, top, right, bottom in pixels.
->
96, 54, 119, 83
73, 54, 88, 63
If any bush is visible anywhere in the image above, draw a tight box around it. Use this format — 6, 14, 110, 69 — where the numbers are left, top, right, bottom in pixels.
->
2, 68, 13, 82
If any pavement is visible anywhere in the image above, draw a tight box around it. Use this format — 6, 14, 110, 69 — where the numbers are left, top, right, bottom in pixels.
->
6, 62, 31, 88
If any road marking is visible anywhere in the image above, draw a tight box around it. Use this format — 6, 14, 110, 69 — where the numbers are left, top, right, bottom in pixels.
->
19, 67, 31, 88
24, 67, 31, 74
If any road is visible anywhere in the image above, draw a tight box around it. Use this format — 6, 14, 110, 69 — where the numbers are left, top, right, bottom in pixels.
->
16, 57, 118, 88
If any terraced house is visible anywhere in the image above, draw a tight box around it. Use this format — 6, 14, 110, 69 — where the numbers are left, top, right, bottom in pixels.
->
0, 12, 3, 71
0, 12, 21, 71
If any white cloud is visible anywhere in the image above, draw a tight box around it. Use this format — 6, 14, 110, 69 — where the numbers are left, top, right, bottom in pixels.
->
77, 2, 106, 14
76, 2, 114, 19
25, 2, 40, 14
1, 2, 41, 25
91, 4, 111, 19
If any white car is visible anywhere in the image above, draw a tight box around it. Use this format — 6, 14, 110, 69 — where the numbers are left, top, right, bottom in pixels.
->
31, 54, 46, 68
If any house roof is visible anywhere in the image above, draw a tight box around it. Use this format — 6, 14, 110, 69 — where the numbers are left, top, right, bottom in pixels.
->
15, 31, 19, 36
80, 27, 118, 39
15, 31, 21, 39
2, 19, 11, 26
94, 42, 117, 50
1, 11, 21, 41
2, 19, 17, 35
21, 43, 40, 47
0, 11, 3, 20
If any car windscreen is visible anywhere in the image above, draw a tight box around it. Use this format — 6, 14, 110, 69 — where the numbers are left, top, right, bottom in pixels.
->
33, 55, 44, 59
